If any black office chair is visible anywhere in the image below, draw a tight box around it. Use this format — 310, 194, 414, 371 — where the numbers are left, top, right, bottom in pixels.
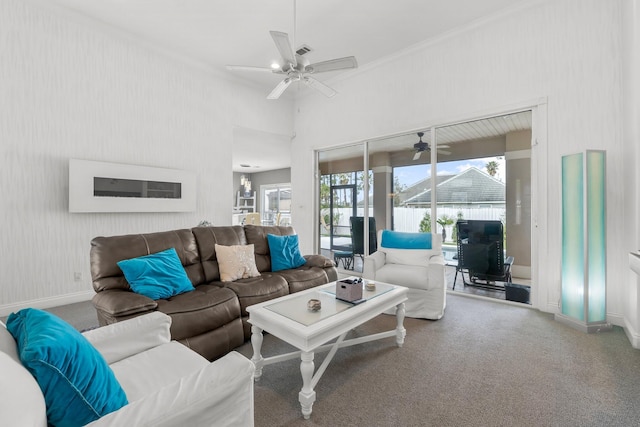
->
453, 220, 513, 291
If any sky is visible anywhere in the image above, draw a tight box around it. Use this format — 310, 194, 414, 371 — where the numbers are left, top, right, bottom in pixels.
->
394, 156, 505, 189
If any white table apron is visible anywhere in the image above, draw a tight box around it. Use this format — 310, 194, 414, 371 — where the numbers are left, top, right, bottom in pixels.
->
247, 283, 408, 420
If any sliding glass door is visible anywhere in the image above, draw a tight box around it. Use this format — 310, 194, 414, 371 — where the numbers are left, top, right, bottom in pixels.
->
328, 183, 356, 251
315, 111, 533, 281
318, 145, 373, 272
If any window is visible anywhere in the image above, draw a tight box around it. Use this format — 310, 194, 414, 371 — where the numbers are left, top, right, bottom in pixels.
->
261, 183, 291, 226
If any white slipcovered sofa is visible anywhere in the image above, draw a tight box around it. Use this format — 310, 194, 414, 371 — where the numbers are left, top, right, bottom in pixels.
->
363, 230, 446, 320
0, 311, 255, 426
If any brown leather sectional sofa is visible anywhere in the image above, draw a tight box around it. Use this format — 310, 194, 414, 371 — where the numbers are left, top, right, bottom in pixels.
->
90, 224, 337, 361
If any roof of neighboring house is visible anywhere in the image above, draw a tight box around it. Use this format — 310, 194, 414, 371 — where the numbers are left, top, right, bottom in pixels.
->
402, 167, 505, 205
397, 174, 455, 203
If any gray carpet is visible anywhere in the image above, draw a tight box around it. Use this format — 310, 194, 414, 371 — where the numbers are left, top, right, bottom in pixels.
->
0, 301, 100, 331
235, 294, 640, 427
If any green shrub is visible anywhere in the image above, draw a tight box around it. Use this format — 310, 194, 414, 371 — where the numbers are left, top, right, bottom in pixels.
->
419, 211, 431, 232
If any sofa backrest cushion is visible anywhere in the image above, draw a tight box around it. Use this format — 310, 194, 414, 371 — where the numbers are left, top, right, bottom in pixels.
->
244, 225, 296, 272
378, 231, 442, 267
191, 226, 247, 283
0, 322, 48, 427
7, 309, 128, 426
381, 230, 432, 249
91, 229, 203, 293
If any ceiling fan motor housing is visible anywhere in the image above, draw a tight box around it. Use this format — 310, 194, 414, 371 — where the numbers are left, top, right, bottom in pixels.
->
414, 132, 429, 151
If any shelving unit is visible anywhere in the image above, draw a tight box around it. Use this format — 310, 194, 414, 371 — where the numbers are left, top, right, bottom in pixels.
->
235, 191, 256, 213
233, 191, 256, 225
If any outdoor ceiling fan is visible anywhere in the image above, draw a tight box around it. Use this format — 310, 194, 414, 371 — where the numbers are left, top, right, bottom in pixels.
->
226, 1, 358, 99
413, 132, 451, 160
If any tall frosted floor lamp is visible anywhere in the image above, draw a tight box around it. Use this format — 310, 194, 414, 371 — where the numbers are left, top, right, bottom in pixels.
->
555, 150, 611, 333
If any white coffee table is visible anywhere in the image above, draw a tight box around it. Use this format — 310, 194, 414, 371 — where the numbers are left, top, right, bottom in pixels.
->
247, 279, 408, 419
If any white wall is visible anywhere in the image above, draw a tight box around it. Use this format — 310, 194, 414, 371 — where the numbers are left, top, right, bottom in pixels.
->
292, 0, 627, 321
622, 0, 640, 346
0, 0, 293, 314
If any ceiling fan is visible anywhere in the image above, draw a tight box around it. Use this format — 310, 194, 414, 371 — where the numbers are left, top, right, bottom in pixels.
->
226, 1, 357, 99
413, 132, 451, 160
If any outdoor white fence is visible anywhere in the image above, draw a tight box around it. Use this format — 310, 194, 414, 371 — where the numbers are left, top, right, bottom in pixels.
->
324, 206, 505, 244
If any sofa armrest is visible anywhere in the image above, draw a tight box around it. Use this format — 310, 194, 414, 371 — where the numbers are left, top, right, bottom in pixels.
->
304, 254, 335, 268
86, 351, 255, 427
363, 251, 386, 280
428, 254, 445, 265
427, 254, 446, 290
92, 289, 158, 317
83, 312, 171, 364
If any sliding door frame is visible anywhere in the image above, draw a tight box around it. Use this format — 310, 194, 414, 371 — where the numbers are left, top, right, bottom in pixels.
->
314, 98, 547, 311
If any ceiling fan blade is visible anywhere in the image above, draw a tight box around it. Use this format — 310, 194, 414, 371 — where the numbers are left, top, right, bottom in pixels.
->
226, 65, 278, 73
267, 78, 293, 100
305, 56, 358, 74
438, 144, 450, 149
437, 149, 452, 155
413, 151, 422, 161
303, 76, 337, 98
270, 31, 297, 68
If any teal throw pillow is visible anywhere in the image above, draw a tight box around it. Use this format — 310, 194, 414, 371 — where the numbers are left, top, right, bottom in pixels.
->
381, 230, 432, 249
117, 247, 194, 300
267, 233, 307, 272
6, 308, 128, 427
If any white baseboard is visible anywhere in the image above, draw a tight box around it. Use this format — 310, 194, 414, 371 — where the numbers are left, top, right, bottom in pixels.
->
0, 290, 94, 317
624, 318, 640, 349
607, 312, 624, 327
447, 289, 536, 309
544, 301, 560, 314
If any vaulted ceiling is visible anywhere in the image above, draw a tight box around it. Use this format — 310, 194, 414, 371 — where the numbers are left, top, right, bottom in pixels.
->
40, 0, 534, 171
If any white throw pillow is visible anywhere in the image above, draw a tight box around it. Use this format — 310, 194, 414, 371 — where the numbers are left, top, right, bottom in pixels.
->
215, 244, 261, 282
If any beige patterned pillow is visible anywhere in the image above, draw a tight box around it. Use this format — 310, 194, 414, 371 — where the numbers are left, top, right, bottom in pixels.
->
215, 244, 261, 282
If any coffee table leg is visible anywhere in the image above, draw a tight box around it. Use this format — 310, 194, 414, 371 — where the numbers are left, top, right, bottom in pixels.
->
250, 325, 264, 381
395, 302, 406, 347
299, 351, 316, 419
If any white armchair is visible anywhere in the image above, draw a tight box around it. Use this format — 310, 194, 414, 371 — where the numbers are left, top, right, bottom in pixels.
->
1, 311, 255, 427
363, 231, 446, 320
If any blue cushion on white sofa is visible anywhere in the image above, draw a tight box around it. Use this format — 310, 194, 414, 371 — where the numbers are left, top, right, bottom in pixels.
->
379, 231, 441, 266
381, 230, 432, 249
6, 309, 128, 427
117, 248, 194, 300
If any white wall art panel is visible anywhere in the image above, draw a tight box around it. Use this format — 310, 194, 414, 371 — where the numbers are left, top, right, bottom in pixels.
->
69, 159, 197, 213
